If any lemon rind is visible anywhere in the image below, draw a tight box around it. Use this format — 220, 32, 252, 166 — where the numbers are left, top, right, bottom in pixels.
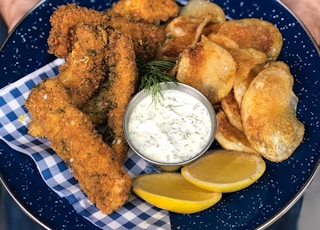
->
132, 173, 222, 213
181, 150, 266, 193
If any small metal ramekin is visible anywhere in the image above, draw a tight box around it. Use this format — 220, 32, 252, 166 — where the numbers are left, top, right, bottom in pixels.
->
123, 82, 216, 171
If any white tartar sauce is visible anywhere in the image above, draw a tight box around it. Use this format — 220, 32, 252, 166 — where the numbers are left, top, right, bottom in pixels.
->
128, 89, 213, 164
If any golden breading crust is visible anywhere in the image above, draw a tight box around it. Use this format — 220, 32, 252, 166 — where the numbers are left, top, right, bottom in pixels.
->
81, 28, 138, 164
105, 14, 166, 61
48, 3, 166, 61
25, 78, 131, 214
48, 4, 106, 58
57, 24, 108, 107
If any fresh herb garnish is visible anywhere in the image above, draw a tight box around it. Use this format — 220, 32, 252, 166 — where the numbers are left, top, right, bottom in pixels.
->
138, 59, 178, 103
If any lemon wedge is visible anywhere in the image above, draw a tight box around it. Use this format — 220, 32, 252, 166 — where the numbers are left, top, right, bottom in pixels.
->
132, 173, 222, 213
181, 150, 266, 193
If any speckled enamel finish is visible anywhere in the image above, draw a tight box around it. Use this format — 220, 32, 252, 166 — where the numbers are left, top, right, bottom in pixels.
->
0, 0, 319, 229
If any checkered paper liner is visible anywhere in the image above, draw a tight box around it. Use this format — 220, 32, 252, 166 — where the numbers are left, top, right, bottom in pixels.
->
0, 58, 171, 229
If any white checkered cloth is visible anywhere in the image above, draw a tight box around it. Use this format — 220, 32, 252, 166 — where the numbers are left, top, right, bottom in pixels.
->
0, 58, 170, 229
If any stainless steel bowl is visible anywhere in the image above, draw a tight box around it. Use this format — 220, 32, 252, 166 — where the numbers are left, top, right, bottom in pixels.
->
123, 82, 216, 170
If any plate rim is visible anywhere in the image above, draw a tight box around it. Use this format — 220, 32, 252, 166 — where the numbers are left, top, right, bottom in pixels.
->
1, 0, 320, 229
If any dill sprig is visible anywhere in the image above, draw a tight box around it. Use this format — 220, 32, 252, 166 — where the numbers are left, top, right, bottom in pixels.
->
138, 59, 178, 103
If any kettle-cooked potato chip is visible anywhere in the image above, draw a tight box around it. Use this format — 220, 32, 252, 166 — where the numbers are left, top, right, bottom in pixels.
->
207, 33, 239, 50
230, 48, 267, 105
218, 18, 283, 60
176, 36, 237, 104
180, 0, 226, 24
215, 110, 256, 153
264, 61, 292, 74
158, 16, 210, 59
221, 90, 243, 132
241, 66, 304, 162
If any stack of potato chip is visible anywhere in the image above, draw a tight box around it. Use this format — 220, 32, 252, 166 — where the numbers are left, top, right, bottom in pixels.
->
159, 0, 305, 162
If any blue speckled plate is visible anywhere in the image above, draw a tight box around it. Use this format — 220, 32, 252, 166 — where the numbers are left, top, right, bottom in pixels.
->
1, 0, 319, 229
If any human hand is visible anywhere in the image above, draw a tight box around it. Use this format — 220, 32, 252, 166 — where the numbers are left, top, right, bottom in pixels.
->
281, 0, 320, 45
1, 0, 319, 44
0, 0, 41, 32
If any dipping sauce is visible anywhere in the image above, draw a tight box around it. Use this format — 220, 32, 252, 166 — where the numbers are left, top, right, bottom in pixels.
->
126, 84, 215, 165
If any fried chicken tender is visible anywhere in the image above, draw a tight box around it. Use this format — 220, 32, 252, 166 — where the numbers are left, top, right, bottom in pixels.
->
81, 28, 138, 164
108, 0, 179, 24
58, 24, 108, 107
25, 78, 131, 214
48, 3, 166, 61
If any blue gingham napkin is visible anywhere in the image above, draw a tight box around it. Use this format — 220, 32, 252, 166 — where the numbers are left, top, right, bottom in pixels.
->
0, 58, 170, 229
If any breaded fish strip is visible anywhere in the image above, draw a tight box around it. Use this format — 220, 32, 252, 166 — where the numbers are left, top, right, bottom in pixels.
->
58, 24, 108, 107
105, 15, 166, 61
81, 28, 138, 164
108, 0, 179, 24
48, 4, 107, 58
48, 4, 166, 61
25, 78, 131, 214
